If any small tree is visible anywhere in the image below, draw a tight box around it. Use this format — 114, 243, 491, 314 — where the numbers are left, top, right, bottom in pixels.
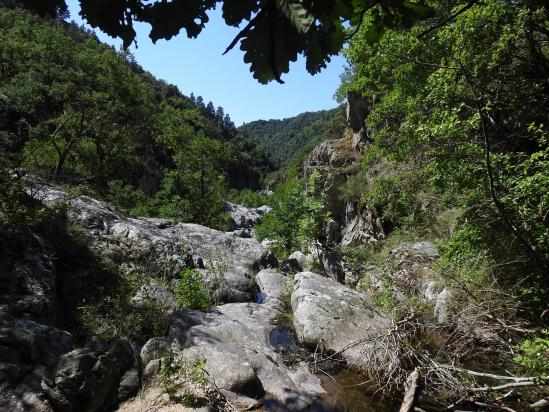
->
174, 269, 211, 311
298, 169, 330, 252
255, 178, 305, 258
255, 171, 329, 259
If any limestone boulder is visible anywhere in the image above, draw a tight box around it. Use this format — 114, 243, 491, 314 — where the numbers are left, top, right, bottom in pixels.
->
28, 181, 275, 278
170, 269, 324, 410
291, 272, 391, 371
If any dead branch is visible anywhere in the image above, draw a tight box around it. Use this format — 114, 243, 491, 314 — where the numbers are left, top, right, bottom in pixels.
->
399, 368, 420, 412
468, 379, 547, 393
449, 367, 534, 382
471, 400, 517, 412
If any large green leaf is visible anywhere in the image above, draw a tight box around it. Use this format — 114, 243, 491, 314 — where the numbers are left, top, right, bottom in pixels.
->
17, 0, 438, 83
239, 4, 304, 83
222, 0, 259, 27
276, 0, 314, 34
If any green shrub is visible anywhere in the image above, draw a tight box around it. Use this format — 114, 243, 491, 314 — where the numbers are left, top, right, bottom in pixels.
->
255, 178, 305, 258
161, 355, 209, 406
75, 273, 170, 344
373, 279, 397, 310
514, 330, 549, 381
255, 171, 329, 258
174, 269, 211, 311
227, 188, 269, 208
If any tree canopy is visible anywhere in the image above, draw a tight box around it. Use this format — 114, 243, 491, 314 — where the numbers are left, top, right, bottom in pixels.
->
15, 0, 441, 84
0, 6, 275, 228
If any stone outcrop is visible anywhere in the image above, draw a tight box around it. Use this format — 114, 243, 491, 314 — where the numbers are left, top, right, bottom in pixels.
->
223, 201, 261, 230
198, 265, 259, 303
341, 202, 384, 247
291, 272, 391, 371
0, 230, 70, 412
346, 91, 371, 151
385, 242, 451, 323
42, 337, 139, 412
304, 138, 361, 245
0, 319, 72, 412
304, 130, 385, 279
28, 180, 275, 278
170, 269, 324, 410
0, 232, 57, 323
0, 179, 283, 411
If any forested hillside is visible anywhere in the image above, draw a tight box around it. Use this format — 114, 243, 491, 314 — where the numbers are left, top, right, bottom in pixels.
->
0, 6, 274, 228
239, 108, 345, 169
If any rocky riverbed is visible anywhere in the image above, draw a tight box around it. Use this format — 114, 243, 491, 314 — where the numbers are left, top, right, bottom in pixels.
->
1, 179, 459, 412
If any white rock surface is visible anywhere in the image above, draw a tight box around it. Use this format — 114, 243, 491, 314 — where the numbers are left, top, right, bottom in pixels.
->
170, 269, 324, 410
291, 272, 391, 370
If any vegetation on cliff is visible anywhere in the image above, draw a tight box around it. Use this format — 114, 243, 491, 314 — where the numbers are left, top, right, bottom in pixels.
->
337, 0, 548, 303
255, 0, 548, 407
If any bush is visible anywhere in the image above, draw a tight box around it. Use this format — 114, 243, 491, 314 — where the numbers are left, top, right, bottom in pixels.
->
74, 272, 170, 344
174, 269, 211, 311
255, 178, 305, 258
514, 330, 549, 380
255, 171, 329, 258
227, 188, 269, 208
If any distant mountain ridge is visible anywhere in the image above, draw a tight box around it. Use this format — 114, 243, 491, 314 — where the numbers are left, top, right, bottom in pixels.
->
239, 107, 345, 168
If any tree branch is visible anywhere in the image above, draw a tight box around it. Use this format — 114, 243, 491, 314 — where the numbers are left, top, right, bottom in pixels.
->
399, 368, 420, 412
345, 1, 381, 41
418, 1, 478, 38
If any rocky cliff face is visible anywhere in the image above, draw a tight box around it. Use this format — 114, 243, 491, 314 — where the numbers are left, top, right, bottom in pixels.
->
0, 227, 72, 411
304, 104, 385, 250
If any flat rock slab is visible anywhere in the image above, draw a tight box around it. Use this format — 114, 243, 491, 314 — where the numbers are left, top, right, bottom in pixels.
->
291, 272, 391, 370
28, 181, 274, 278
170, 270, 323, 410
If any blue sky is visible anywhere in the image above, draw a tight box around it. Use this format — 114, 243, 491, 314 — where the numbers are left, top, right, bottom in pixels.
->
65, 1, 346, 126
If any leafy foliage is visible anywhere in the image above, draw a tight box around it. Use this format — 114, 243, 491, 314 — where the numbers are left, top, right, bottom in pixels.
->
227, 188, 269, 208
514, 330, 549, 380
298, 169, 330, 252
239, 107, 345, 169
0, 7, 274, 228
174, 269, 212, 311
338, 0, 549, 302
255, 170, 329, 258
255, 178, 305, 258
13, 0, 437, 84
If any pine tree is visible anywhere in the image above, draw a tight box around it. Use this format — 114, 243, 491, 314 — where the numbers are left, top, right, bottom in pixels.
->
206, 101, 215, 117
223, 114, 233, 127
215, 106, 224, 119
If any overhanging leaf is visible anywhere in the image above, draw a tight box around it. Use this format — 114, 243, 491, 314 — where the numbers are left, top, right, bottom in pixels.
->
276, 0, 314, 34
222, 0, 259, 27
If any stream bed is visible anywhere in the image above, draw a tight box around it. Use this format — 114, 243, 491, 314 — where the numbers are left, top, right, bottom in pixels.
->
311, 369, 400, 412
262, 327, 399, 412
